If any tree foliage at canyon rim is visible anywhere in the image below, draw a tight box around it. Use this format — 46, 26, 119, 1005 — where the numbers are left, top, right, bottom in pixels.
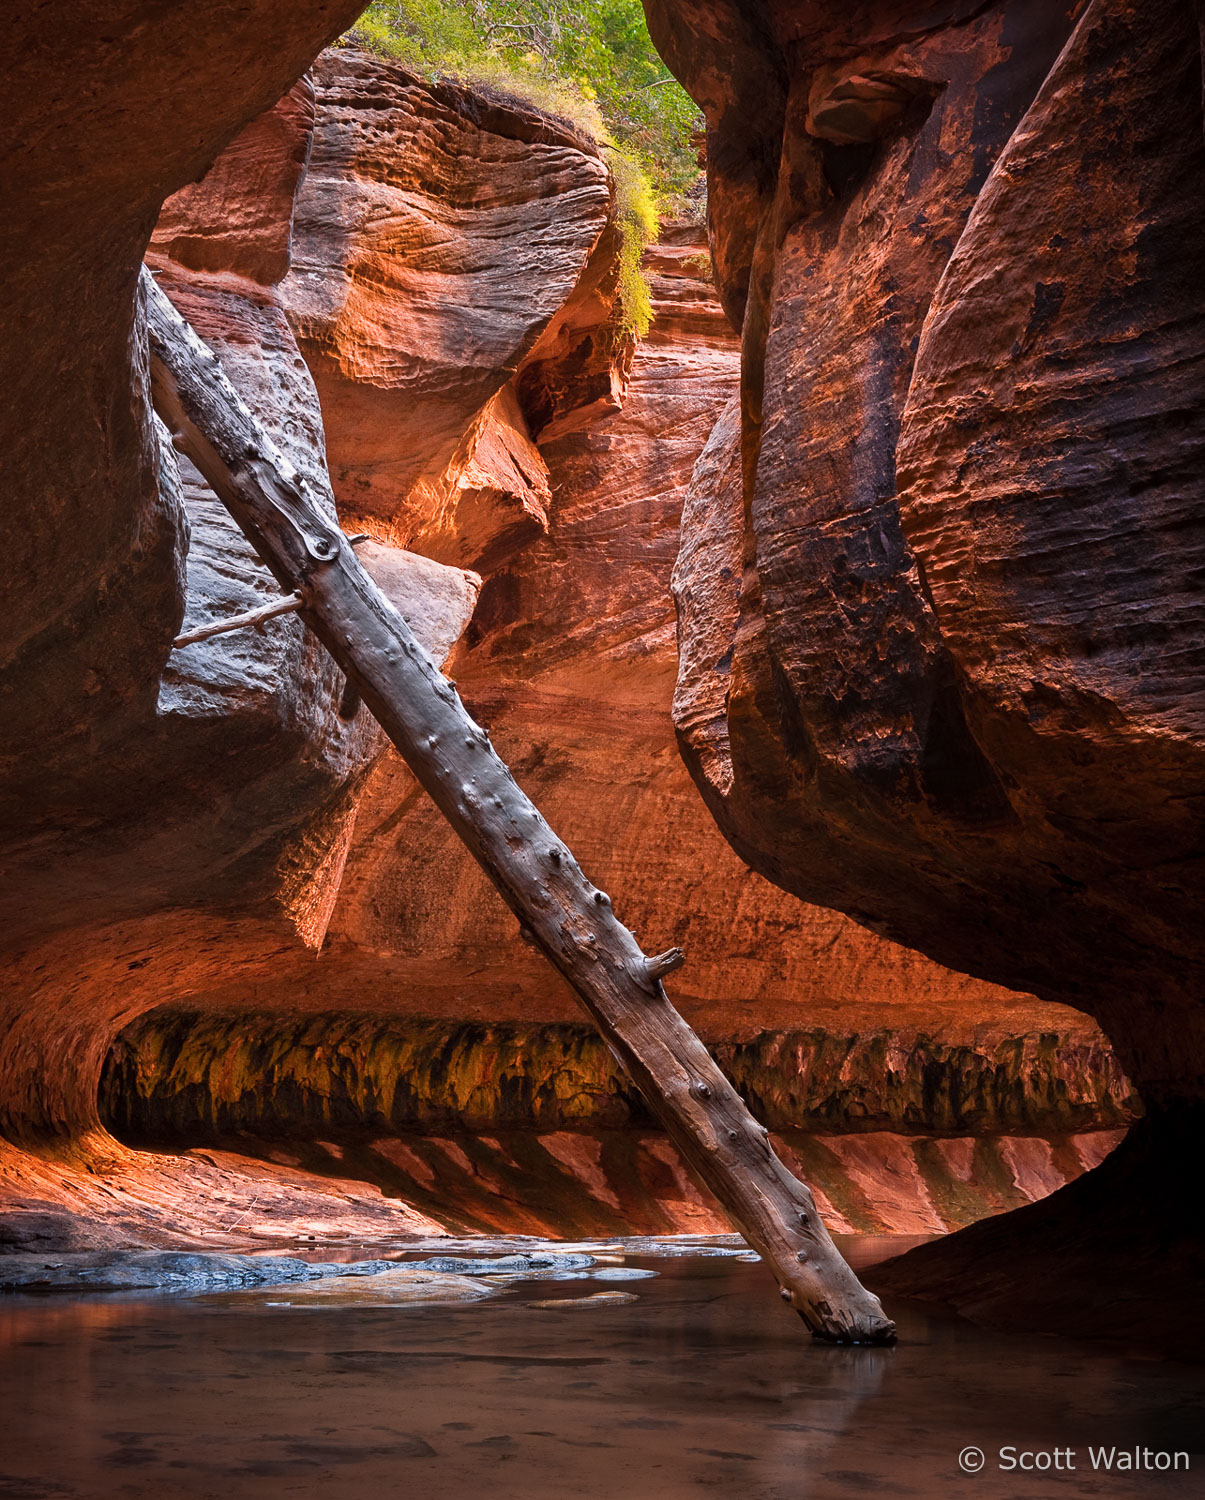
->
344, 0, 703, 334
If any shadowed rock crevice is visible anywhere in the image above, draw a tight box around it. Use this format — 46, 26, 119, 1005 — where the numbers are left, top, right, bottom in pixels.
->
100, 1010, 1137, 1139
872, 1104, 1205, 1362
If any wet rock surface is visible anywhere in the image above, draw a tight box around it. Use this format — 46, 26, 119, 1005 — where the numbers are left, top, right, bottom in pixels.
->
153, 1125, 1124, 1240
0, 1248, 599, 1297
0, 1252, 397, 1294
103, 1007, 1136, 1139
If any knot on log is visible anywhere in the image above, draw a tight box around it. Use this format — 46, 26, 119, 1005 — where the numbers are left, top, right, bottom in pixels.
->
643, 948, 685, 984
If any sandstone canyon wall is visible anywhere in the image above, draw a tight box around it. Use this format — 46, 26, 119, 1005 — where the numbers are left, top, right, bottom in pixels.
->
0, 42, 620, 1240
0, 0, 387, 1233
100, 53, 1129, 1241
644, 0, 1204, 1348
0, 21, 1143, 1286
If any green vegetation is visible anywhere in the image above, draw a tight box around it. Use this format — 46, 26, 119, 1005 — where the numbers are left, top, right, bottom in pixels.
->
343, 1, 705, 336
606, 150, 659, 337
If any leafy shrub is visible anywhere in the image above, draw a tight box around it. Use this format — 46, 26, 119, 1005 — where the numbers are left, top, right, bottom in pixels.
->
342, 1, 705, 334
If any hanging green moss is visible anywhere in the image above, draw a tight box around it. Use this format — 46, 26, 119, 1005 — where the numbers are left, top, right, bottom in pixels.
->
607, 148, 658, 337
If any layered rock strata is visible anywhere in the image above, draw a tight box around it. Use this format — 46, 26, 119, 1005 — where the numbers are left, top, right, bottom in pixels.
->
645, 0, 1205, 1347
0, 45, 637, 1242
652, 0, 1204, 1116
2, 26, 1135, 1267
309, 216, 1065, 1065
1, 5, 369, 944
281, 49, 614, 570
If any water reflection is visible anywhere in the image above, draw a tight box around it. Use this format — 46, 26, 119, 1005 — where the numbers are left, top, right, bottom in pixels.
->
0, 1240, 1200, 1499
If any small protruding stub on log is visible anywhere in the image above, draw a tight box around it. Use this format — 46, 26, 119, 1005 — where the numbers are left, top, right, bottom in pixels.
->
644, 947, 685, 984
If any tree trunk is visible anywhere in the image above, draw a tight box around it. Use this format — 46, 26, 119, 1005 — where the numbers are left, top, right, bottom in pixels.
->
141, 266, 895, 1344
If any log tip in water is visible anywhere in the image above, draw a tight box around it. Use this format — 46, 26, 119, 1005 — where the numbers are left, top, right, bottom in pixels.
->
798, 1292, 897, 1345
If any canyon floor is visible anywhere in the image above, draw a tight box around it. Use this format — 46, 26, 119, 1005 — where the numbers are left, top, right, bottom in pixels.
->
2, 1237, 1201, 1500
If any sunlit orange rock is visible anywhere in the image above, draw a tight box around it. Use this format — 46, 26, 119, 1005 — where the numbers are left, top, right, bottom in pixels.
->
281, 48, 612, 568
0, 24, 1143, 1274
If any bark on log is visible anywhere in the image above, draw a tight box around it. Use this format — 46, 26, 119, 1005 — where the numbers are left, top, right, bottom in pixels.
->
141, 266, 895, 1344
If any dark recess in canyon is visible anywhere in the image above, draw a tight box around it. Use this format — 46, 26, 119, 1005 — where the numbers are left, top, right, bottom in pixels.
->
0, 0, 1200, 1357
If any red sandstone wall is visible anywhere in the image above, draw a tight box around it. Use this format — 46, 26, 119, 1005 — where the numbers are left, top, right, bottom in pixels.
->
0, 33, 1136, 1257
642, 0, 1204, 1349
646, 0, 1205, 1115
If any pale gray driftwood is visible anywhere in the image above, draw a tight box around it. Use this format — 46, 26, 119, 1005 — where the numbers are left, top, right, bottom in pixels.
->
172, 590, 303, 648
141, 265, 895, 1344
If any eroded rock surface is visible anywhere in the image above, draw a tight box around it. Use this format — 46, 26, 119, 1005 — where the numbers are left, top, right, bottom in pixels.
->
1, 46, 639, 1238
648, 0, 1205, 1348
0, 4, 368, 942
103, 1010, 1135, 1139
654, 0, 1205, 1111
112, 1128, 1124, 1240
0, 2, 370, 1195
87, 211, 1129, 1250
281, 49, 612, 568
2, 20, 1140, 1276
1, 58, 481, 1176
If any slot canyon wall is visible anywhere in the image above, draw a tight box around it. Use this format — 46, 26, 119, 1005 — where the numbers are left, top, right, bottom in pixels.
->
0, 3, 1170, 1347
643, 0, 1205, 1349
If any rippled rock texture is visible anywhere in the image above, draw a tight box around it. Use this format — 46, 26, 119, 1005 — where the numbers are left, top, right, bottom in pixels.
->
651, 0, 1204, 1120
281, 49, 614, 570
646, 0, 1205, 1348
2, 18, 1136, 1273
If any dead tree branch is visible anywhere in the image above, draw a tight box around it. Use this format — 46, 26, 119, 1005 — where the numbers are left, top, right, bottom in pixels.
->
141, 266, 895, 1344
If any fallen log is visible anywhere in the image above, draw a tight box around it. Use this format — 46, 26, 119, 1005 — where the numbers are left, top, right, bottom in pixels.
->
141, 265, 895, 1344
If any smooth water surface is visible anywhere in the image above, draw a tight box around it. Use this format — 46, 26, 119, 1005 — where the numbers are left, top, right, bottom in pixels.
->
1, 1237, 1201, 1499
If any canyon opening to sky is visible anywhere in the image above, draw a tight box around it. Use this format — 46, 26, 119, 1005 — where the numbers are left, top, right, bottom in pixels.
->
1, 1, 1203, 1496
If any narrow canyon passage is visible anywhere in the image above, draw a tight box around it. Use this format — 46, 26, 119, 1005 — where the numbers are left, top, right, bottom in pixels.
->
2, 0, 1203, 1491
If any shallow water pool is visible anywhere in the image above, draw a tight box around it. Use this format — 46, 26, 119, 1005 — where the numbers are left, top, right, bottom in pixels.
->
1, 1236, 1200, 1499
